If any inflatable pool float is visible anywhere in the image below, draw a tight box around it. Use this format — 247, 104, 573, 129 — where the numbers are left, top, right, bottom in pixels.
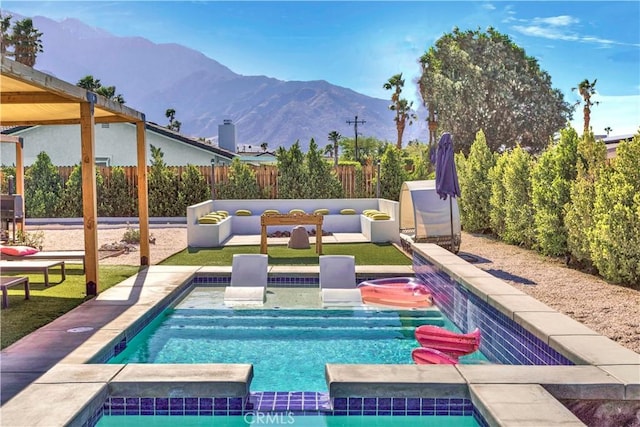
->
357, 277, 432, 308
415, 325, 481, 357
411, 347, 459, 365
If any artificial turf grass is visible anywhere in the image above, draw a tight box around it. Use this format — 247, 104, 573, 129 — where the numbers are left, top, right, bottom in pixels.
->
160, 242, 412, 266
0, 264, 139, 349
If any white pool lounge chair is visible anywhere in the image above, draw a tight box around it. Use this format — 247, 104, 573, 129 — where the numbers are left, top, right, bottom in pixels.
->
319, 255, 362, 306
224, 254, 268, 305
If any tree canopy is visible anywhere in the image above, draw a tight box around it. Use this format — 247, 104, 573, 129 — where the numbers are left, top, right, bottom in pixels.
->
419, 27, 572, 154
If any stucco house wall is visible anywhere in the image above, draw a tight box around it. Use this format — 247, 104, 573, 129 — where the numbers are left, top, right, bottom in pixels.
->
1, 123, 235, 166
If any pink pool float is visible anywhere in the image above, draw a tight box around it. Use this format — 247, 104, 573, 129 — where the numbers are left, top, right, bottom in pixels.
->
357, 277, 433, 308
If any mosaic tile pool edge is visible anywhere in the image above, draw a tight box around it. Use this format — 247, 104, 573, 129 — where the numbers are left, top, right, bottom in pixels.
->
413, 252, 574, 366
97, 393, 477, 417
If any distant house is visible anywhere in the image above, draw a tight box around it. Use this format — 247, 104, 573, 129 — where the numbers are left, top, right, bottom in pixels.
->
600, 133, 636, 159
1, 122, 236, 166
236, 148, 278, 165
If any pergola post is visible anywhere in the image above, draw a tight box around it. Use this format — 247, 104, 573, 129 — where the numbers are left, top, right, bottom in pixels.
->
136, 120, 150, 266
80, 95, 99, 296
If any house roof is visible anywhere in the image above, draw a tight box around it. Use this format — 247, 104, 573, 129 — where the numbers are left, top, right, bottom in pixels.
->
0, 57, 145, 125
145, 122, 236, 160
2, 121, 238, 161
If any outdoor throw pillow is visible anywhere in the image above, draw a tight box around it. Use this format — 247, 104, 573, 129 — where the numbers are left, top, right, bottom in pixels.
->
289, 209, 306, 214
371, 213, 391, 220
262, 209, 280, 215
216, 210, 229, 218
313, 208, 330, 215
0, 245, 39, 256
235, 209, 252, 216
198, 217, 219, 224
340, 208, 356, 215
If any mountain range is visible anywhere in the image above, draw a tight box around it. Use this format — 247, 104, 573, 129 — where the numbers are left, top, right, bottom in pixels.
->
8, 11, 427, 150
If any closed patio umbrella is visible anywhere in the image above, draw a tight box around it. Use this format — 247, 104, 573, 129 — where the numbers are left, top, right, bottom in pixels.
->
434, 132, 460, 251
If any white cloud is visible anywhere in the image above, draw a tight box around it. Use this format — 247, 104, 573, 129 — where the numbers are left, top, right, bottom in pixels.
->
512, 14, 640, 48
532, 15, 579, 27
482, 3, 496, 11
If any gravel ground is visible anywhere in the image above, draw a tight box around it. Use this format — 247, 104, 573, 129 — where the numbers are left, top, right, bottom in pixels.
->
36, 226, 640, 354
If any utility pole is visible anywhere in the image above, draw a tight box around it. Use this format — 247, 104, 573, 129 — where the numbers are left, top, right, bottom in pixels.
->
346, 115, 366, 162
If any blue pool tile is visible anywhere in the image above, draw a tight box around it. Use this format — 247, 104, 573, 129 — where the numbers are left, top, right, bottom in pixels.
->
214, 397, 228, 410
378, 398, 391, 410
348, 397, 362, 410
363, 397, 377, 410
332, 397, 347, 410
378, 410, 391, 416
392, 398, 406, 410
229, 397, 243, 410
406, 398, 420, 410
199, 398, 213, 410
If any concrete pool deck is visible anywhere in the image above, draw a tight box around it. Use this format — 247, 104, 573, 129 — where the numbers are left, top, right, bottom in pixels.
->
0, 243, 638, 426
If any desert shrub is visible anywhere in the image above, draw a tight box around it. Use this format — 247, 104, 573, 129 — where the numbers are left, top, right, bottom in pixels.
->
122, 224, 140, 244
589, 134, 640, 285
456, 130, 495, 233
501, 146, 535, 247
100, 166, 136, 217
378, 144, 407, 201
216, 158, 261, 199
565, 133, 607, 266
305, 139, 344, 199
276, 141, 306, 199
24, 152, 62, 218
531, 127, 579, 256
178, 164, 210, 210
488, 152, 509, 238
148, 145, 181, 217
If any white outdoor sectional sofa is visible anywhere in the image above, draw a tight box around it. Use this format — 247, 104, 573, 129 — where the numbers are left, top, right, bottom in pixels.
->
187, 198, 400, 248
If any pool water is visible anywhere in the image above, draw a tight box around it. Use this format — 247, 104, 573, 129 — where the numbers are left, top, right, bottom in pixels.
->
96, 415, 479, 426
109, 307, 488, 391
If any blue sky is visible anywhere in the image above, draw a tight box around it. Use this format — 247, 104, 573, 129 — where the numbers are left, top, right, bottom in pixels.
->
5, 1, 640, 135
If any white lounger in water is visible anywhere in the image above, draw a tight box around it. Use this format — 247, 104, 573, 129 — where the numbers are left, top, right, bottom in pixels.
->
319, 255, 362, 306
224, 254, 268, 305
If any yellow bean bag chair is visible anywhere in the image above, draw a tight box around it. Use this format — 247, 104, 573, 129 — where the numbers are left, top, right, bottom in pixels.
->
340, 208, 356, 215
235, 209, 252, 216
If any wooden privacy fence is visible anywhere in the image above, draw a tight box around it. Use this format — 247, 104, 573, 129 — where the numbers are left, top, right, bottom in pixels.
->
53, 164, 378, 199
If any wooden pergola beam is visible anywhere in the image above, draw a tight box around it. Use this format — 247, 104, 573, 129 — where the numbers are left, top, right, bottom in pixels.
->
1, 92, 77, 103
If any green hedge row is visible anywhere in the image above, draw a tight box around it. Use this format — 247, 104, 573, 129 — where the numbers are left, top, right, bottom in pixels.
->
456, 128, 639, 286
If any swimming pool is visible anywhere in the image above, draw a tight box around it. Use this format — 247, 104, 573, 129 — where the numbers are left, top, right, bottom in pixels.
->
108, 302, 488, 390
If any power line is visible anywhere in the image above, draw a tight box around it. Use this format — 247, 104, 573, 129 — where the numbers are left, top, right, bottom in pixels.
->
346, 115, 366, 161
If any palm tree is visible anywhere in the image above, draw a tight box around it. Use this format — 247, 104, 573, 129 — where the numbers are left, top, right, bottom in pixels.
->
328, 131, 341, 166
383, 73, 417, 149
1, 13, 12, 57
324, 144, 334, 160
604, 126, 612, 136
572, 79, 598, 135
10, 18, 43, 66
77, 75, 102, 91
260, 142, 269, 152
165, 108, 181, 132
